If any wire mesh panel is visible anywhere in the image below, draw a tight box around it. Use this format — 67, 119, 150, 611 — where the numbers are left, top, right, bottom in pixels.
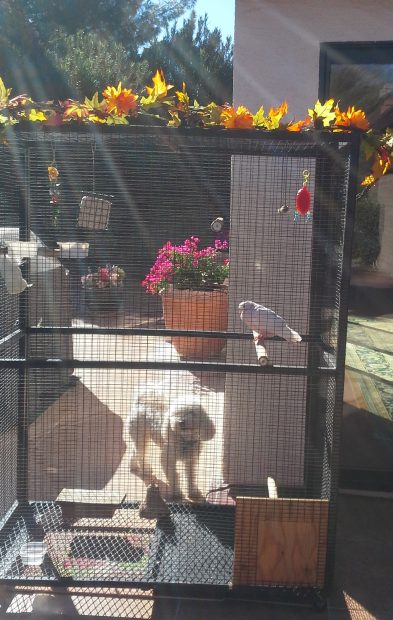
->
0, 145, 21, 527
0, 127, 358, 601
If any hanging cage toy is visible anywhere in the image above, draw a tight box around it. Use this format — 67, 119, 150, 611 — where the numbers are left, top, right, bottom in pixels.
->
210, 216, 230, 248
294, 169, 312, 222
78, 193, 113, 230
48, 146, 61, 227
77, 143, 113, 230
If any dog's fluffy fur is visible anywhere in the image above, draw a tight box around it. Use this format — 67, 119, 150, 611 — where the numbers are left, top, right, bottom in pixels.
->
126, 388, 215, 501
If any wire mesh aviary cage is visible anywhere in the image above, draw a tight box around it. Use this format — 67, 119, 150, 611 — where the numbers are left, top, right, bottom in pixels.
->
0, 126, 359, 607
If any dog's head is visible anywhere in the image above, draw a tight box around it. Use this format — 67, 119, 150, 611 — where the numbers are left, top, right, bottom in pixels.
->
169, 398, 215, 443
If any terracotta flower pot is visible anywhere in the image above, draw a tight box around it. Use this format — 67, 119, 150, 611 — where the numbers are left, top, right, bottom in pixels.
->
160, 286, 228, 360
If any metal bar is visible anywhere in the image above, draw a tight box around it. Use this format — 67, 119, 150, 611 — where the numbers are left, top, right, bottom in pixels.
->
0, 329, 23, 354
0, 577, 320, 603
303, 147, 334, 498
0, 501, 18, 532
16, 145, 30, 508
0, 577, 230, 593
28, 325, 314, 342
16, 124, 355, 144
0, 357, 337, 375
324, 131, 361, 592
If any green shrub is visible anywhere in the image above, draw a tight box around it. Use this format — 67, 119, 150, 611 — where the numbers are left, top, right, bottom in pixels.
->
352, 194, 381, 267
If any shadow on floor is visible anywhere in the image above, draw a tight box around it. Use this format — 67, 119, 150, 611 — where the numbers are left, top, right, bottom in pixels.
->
28, 381, 127, 501
1, 495, 392, 620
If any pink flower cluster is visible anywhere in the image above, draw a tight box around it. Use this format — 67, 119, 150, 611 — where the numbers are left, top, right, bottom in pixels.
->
81, 265, 125, 289
142, 236, 229, 294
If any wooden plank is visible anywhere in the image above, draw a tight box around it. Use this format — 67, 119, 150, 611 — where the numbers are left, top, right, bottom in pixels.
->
255, 518, 319, 585
233, 497, 329, 587
233, 494, 259, 586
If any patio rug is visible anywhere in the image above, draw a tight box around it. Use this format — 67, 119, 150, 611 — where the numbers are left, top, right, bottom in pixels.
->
346, 315, 393, 421
45, 529, 153, 581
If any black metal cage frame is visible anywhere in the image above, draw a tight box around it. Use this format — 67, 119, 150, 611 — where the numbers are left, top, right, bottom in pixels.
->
0, 126, 359, 604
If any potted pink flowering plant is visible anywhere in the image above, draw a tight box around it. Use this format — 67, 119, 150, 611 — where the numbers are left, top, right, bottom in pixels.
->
81, 264, 125, 311
142, 236, 229, 359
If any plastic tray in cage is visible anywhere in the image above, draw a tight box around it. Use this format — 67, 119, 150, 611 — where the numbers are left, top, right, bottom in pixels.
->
6, 241, 39, 258
77, 195, 112, 230
19, 542, 48, 566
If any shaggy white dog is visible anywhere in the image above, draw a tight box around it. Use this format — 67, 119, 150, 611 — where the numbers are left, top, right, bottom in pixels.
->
126, 388, 215, 501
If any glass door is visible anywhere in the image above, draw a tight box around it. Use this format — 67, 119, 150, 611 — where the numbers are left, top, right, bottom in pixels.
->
319, 42, 393, 491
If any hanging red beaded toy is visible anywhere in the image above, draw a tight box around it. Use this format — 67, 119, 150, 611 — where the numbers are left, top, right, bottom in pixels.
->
295, 169, 311, 222
48, 161, 61, 226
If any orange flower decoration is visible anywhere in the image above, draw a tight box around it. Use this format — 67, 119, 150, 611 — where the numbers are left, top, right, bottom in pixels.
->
221, 105, 254, 129
145, 69, 172, 100
62, 100, 90, 121
103, 82, 138, 116
335, 105, 370, 131
47, 166, 59, 182
287, 116, 312, 132
361, 148, 393, 186
267, 101, 288, 129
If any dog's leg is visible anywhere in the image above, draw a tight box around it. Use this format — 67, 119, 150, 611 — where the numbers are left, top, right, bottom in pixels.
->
161, 442, 182, 501
130, 434, 154, 483
185, 450, 204, 502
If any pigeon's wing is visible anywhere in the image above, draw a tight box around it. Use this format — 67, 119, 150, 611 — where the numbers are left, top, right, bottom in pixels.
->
263, 307, 302, 342
241, 305, 277, 335
262, 307, 288, 337
243, 304, 301, 343
244, 304, 270, 335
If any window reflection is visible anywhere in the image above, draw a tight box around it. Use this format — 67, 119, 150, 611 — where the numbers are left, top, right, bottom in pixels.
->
330, 63, 393, 128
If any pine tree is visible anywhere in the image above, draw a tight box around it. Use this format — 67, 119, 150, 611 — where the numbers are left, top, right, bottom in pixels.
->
143, 12, 233, 104
0, 0, 196, 98
47, 30, 150, 99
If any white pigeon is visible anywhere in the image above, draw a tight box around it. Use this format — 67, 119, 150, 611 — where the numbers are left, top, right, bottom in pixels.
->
239, 300, 302, 344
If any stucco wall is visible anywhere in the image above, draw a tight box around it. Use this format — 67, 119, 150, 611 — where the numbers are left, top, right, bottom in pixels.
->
223, 0, 393, 490
223, 155, 314, 488
234, 0, 393, 116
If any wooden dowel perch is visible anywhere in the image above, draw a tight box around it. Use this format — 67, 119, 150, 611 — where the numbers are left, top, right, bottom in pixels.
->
267, 477, 278, 499
253, 331, 271, 367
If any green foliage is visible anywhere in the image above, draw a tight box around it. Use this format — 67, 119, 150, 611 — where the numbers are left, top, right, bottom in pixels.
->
142, 11, 233, 105
0, 0, 233, 105
173, 254, 229, 291
352, 194, 381, 267
0, 0, 196, 52
47, 30, 149, 98
0, 0, 197, 98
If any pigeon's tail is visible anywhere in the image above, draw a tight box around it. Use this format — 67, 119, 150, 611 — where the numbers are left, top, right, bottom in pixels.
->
284, 326, 302, 344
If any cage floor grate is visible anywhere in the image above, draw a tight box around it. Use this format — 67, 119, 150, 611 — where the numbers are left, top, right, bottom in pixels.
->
1, 502, 234, 586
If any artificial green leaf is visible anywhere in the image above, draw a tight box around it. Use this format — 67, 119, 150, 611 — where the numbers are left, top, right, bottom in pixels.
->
253, 106, 266, 128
